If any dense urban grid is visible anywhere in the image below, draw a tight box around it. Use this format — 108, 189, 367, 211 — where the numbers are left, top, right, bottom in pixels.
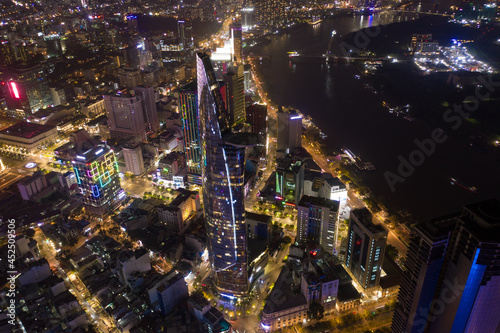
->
0, 0, 499, 332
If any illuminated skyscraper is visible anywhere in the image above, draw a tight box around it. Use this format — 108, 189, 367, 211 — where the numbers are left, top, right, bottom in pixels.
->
223, 65, 246, 128
425, 200, 500, 333
277, 107, 302, 154
241, 6, 255, 31
179, 81, 202, 185
392, 216, 455, 333
345, 208, 388, 290
105, 87, 159, 142
0, 64, 52, 115
64, 131, 123, 215
134, 86, 160, 134
197, 53, 249, 296
297, 195, 339, 254
230, 22, 243, 63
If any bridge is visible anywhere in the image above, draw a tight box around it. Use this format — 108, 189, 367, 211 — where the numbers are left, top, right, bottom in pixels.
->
289, 54, 389, 63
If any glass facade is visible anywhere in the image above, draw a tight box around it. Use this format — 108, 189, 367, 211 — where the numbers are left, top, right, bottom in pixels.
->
179, 82, 202, 185
197, 53, 248, 296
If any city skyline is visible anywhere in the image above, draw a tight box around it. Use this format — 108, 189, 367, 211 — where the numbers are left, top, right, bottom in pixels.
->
0, 1, 499, 332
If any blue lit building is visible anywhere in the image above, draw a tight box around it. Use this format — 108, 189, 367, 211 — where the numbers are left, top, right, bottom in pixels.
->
425, 200, 500, 333
179, 81, 202, 185
197, 53, 252, 297
392, 216, 455, 333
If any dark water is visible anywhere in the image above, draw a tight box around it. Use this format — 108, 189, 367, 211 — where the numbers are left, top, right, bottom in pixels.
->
255, 12, 500, 222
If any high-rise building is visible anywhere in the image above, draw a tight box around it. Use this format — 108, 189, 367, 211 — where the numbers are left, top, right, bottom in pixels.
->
133, 86, 160, 134
156, 271, 189, 315
105, 92, 147, 142
345, 208, 388, 290
179, 81, 202, 185
277, 107, 302, 154
425, 200, 500, 333
63, 131, 123, 215
230, 22, 243, 63
241, 6, 255, 31
122, 144, 145, 176
246, 103, 267, 139
197, 52, 249, 297
243, 63, 252, 92
0, 64, 52, 115
297, 195, 339, 254
276, 156, 304, 205
223, 65, 246, 128
392, 216, 455, 333
178, 20, 186, 49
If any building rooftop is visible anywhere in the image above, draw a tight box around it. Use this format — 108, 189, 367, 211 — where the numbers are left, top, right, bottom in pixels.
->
188, 292, 210, 311
277, 156, 303, 174
419, 214, 457, 241
379, 255, 403, 290
263, 266, 307, 315
245, 211, 272, 223
351, 208, 387, 235
337, 282, 362, 302
170, 188, 198, 207
157, 271, 185, 293
309, 259, 338, 283
223, 132, 263, 147
298, 195, 339, 211
462, 199, 500, 242
0, 122, 55, 139
203, 306, 224, 326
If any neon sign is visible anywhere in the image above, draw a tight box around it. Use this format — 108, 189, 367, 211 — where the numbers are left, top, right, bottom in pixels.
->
10, 82, 20, 99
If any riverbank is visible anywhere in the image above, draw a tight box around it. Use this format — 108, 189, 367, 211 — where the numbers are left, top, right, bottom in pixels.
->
249, 12, 500, 222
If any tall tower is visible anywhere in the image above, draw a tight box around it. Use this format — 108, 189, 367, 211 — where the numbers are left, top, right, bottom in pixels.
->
392, 216, 455, 333
0, 64, 52, 115
223, 65, 245, 128
105, 93, 147, 142
277, 108, 302, 154
426, 199, 500, 333
179, 81, 202, 185
197, 53, 248, 297
297, 195, 339, 254
345, 208, 388, 290
68, 131, 123, 215
178, 20, 186, 48
230, 22, 243, 63
134, 86, 160, 134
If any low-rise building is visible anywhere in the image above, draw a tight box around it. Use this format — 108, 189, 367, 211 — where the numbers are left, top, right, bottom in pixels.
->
158, 188, 200, 232
301, 259, 339, 315
261, 266, 308, 332
0, 122, 57, 155
18, 258, 52, 286
116, 248, 151, 283
17, 171, 48, 201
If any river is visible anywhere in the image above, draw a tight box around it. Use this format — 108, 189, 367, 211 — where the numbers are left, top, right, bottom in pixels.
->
254, 12, 500, 222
